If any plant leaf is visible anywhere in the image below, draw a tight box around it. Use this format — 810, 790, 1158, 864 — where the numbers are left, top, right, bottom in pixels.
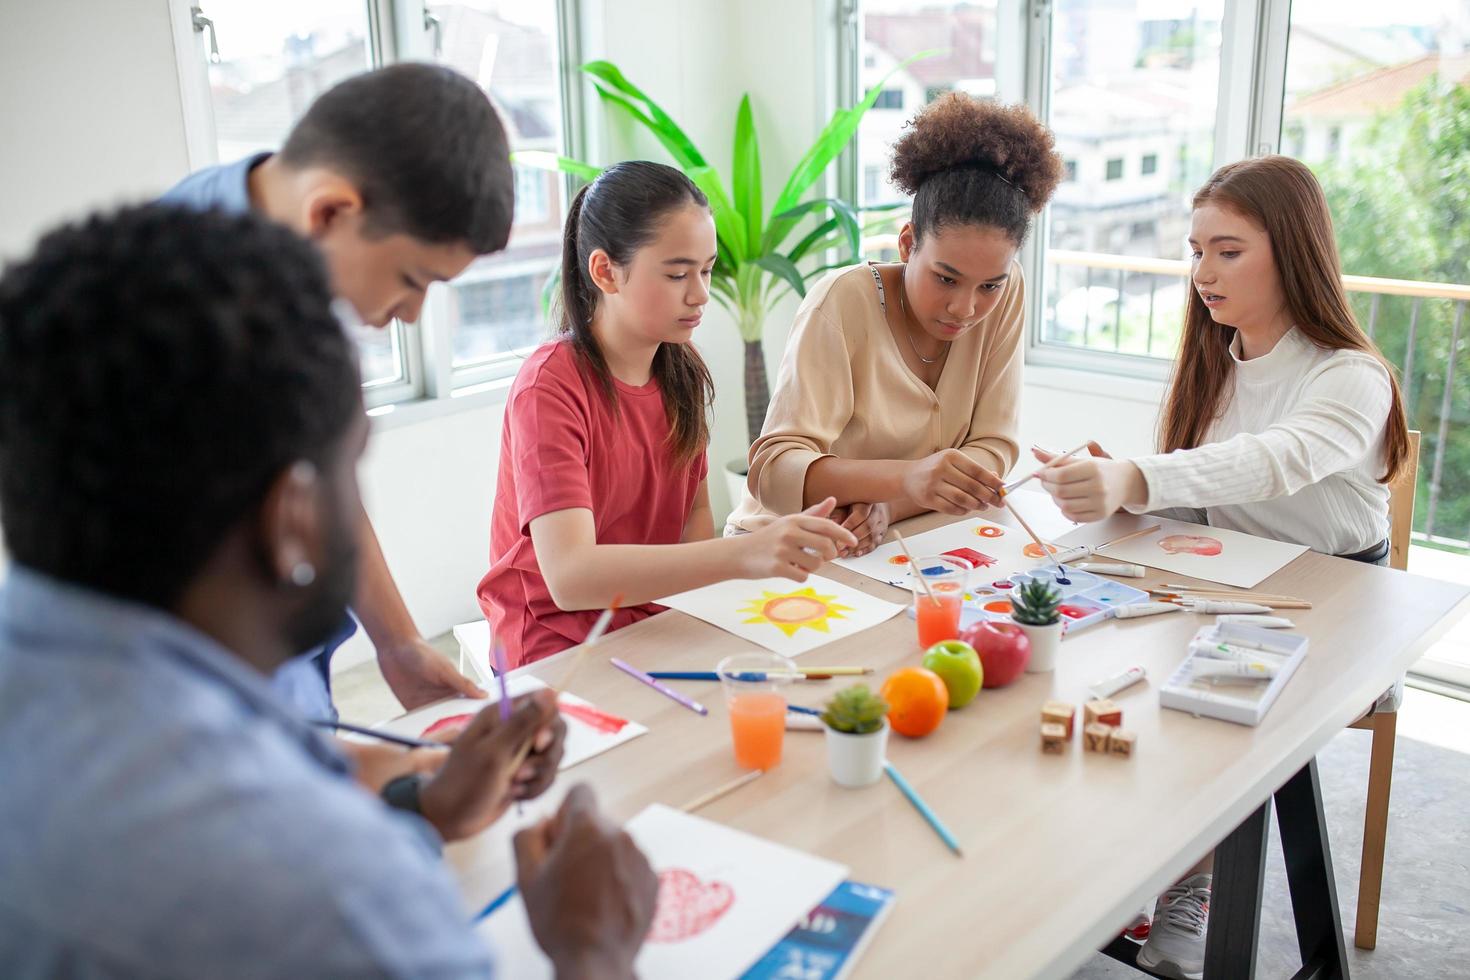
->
510, 150, 603, 182
766, 51, 939, 246
686, 165, 747, 264
754, 254, 808, 300
581, 61, 708, 169
775, 197, 859, 259
733, 95, 763, 257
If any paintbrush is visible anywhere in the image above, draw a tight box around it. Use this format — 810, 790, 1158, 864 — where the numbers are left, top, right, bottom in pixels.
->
891, 529, 940, 606
680, 769, 764, 813
1001, 442, 1092, 496
1004, 498, 1068, 581
554, 596, 623, 697
1096, 523, 1163, 550
311, 719, 443, 750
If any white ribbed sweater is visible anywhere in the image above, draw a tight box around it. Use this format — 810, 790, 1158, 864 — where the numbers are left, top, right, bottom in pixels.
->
1129, 327, 1393, 555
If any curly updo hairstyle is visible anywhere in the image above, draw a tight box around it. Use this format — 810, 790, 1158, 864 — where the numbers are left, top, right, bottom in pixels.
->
889, 94, 1064, 247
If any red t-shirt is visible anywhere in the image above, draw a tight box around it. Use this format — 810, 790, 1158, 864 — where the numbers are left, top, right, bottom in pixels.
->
478, 340, 708, 669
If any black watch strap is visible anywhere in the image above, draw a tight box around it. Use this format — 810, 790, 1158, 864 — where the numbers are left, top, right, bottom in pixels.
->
381, 773, 425, 815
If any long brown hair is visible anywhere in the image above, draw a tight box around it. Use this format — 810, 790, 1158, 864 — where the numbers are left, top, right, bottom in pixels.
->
1159, 155, 1409, 483
557, 161, 714, 466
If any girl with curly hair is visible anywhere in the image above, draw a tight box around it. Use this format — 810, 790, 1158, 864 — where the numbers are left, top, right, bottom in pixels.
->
725, 94, 1064, 552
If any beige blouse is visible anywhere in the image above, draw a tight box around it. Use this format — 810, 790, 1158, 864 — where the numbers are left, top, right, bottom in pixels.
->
727, 261, 1025, 532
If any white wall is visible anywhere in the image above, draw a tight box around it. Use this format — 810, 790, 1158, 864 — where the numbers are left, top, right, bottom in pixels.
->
0, 0, 191, 259
0, 0, 1166, 675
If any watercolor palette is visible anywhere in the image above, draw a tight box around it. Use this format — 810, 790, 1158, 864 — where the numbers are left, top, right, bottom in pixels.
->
908, 565, 1150, 636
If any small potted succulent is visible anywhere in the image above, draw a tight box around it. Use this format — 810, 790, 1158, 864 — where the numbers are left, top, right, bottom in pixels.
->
1011, 579, 1064, 673
820, 684, 890, 788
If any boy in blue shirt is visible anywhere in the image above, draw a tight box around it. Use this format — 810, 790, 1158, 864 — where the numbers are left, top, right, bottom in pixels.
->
162, 63, 516, 721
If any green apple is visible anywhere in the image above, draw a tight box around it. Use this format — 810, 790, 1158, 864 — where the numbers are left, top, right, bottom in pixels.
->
922, 640, 983, 708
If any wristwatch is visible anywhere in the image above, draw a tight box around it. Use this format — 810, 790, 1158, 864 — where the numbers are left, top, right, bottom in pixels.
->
381, 773, 425, 815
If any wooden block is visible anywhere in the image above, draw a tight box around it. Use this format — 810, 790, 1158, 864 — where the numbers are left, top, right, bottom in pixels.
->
1041, 701, 1075, 739
1040, 722, 1067, 754
1084, 699, 1122, 727
1109, 729, 1137, 758
1084, 722, 1112, 753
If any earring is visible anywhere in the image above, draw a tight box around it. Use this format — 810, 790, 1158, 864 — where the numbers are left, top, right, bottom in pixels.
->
290, 562, 317, 587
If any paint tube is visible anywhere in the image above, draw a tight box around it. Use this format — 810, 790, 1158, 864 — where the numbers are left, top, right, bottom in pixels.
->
1216, 614, 1294, 629
1183, 600, 1274, 614
1187, 660, 1278, 682
1089, 665, 1147, 699
1111, 602, 1182, 619
1050, 545, 1093, 564
1075, 561, 1146, 577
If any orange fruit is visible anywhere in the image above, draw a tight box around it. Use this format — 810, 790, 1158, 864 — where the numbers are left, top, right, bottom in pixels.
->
880, 667, 949, 738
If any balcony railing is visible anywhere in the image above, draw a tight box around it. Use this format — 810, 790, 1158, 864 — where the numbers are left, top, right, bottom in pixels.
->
1042, 249, 1470, 550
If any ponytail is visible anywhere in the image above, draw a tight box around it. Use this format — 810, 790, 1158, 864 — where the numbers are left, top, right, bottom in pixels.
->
554, 162, 714, 466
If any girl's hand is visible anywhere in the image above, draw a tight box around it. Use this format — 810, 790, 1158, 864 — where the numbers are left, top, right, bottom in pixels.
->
835, 502, 890, 558
901, 449, 1004, 514
739, 497, 858, 580
1036, 456, 1148, 523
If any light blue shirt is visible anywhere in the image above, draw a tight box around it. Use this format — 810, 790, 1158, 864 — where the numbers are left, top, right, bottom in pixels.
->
159, 153, 355, 722
0, 567, 494, 977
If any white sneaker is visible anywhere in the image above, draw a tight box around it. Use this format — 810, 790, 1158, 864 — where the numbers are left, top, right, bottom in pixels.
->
1135, 873, 1211, 980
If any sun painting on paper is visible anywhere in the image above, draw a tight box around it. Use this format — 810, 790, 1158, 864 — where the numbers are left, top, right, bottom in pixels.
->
739, 587, 855, 637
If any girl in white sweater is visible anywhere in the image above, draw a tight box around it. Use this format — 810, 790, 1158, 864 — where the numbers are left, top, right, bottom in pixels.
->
1035, 156, 1410, 979
1036, 155, 1409, 565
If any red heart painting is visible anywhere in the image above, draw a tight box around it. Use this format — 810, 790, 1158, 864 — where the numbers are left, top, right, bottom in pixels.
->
420, 713, 475, 739
646, 868, 735, 943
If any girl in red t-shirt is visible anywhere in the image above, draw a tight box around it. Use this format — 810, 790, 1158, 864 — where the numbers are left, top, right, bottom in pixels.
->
479, 161, 856, 667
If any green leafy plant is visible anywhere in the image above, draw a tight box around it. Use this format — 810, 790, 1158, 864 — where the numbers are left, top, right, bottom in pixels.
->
820, 684, 889, 735
518, 58, 928, 445
1010, 579, 1062, 626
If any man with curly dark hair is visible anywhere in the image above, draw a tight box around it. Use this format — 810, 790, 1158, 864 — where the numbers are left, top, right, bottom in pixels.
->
162, 63, 518, 726
0, 205, 657, 977
727, 94, 1064, 553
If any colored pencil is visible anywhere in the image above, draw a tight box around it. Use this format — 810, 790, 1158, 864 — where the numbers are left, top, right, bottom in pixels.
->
648, 671, 833, 681
797, 666, 874, 676
555, 596, 622, 696
681, 769, 764, 813
311, 719, 441, 750
610, 658, 709, 715
473, 882, 519, 922
884, 762, 963, 856
786, 704, 822, 716
891, 529, 938, 605
1001, 442, 1091, 495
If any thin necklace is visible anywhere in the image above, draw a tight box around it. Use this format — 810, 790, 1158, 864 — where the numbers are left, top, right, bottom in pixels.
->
899, 266, 947, 365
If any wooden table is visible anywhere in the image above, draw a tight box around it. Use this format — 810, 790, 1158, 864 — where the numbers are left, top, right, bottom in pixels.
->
443, 505, 1470, 979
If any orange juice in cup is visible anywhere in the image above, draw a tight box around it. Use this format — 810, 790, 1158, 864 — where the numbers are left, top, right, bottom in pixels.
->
912, 556, 971, 649
716, 652, 797, 770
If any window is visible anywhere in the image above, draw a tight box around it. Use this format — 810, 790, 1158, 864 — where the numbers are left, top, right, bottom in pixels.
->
191, 1, 407, 398
873, 88, 904, 110
426, 0, 569, 384
1280, 0, 1470, 673
851, 0, 1008, 225
1038, 0, 1224, 361
864, 165, 883, 201
185, 1, 577, 403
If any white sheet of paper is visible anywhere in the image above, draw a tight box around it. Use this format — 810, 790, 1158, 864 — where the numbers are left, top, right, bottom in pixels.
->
375, 674, 648, 770
833, 493, 1079, 590
476, 803, 849, 980
1053, 513, 1309, 588
655, 573, 904, 656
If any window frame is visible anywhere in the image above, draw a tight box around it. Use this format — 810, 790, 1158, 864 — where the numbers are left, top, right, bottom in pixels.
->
837, 0, 1295, 383
175, 0, 584, 411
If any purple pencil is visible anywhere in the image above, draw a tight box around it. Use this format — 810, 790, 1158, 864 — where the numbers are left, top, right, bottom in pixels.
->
493, 642, 512, 723
610, 658, 708, 716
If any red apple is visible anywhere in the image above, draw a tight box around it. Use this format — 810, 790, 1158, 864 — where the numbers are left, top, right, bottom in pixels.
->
962, 620, 1031, 688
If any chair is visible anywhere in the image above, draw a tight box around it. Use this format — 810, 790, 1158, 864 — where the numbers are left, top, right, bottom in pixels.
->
1348, 428, 1419, 950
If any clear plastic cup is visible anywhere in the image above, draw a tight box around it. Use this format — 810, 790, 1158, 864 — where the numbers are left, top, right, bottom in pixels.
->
716, 652, 797, 770
911, 555, 971, 649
